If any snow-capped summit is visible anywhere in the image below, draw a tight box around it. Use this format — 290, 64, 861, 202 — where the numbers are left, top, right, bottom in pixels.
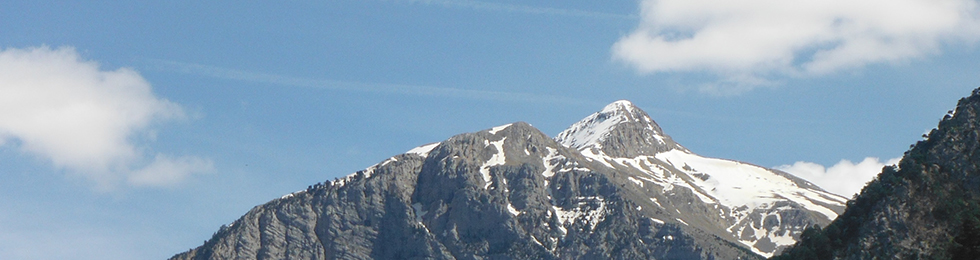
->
556, 100, 687, 158
556, 100, 847, 257
174, 99, 848, 260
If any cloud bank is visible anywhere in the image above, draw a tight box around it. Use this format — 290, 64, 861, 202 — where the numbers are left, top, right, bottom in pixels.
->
776, 157, 901, 197
0, 46, 211, 189
613, 0, 980, 92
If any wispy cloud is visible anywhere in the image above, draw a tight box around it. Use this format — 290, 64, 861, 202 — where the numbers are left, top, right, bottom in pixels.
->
0, 46, 212, 190
404, 0, 637, 20
776, 157, 902, 197
150, 59, 590, 105
613, 0, 980, 94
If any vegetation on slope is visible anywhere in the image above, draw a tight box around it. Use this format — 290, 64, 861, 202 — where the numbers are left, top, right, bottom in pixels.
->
773, 88, 980, 259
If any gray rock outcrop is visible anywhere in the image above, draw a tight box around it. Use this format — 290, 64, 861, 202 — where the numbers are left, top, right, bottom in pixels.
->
171, 101, 846, 260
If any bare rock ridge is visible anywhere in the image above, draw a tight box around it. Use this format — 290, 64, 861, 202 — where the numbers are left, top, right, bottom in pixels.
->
773, 87, 980, 259
171, 100, 847, 260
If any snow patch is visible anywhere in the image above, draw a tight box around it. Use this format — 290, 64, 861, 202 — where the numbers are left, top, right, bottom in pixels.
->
279, 190, 303, 200
406, 142, 440, 157
541, 147, 565, 178
380, 157, 397, 167
488, 123, 513, 135
412, 203, 430, 232
675, 218, 689, 226
531, 236, 544, 247
579, 148, 615, 168
507, 203, 521, 216
553, 196, 607, 230
649, 197, 664, 208
628, 176, 644, 187
480, 137, 507, 189
655, 150, 846, 220
331, 172, 360, 188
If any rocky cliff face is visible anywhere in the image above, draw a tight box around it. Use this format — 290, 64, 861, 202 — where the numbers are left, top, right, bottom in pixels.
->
171, 100, 845, 260
773, 88, 980, 260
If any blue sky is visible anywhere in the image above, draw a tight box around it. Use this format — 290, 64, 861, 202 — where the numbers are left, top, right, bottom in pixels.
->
2, 1, 979, 259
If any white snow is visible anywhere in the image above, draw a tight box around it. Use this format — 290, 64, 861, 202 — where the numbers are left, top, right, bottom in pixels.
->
768, 230, 798, 248
558, 124, 847, 255
531, 236, 544, 247
579, 148, 615, 168
553, 196, 607, 230
675, 218, 689, 226
626, 150, 847, 257
555, 101, 637, 150
728, 210, 810, 257
553, 206, 574, 226
655, 149, 847, 220
380, 157, 397, 167
546, 100, 849, 256
649, 197, 664, 208
507, 203, 521, 216
362, 165, 377, 179
480, 137, 507, 189
555, 222, 567, 235
331, 172, 362, 188
628, 176, 644, 187
328, 156, 388, 188
541, 147, 564, 178
488, 123, 513, 135
412, 203, 431, 232
620, 155, 716, 203
279, 190, 302, 200
406, 142, 440, 157
554, 100, 678, 155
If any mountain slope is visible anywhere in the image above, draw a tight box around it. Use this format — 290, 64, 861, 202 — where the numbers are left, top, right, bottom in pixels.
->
773, 88, 980, 259
554, 101, 846, 257
171, 100, 845, 260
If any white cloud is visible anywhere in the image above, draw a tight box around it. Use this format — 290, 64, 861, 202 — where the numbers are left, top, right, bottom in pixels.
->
776, 157, 901, 197
613, 0, 980, 92
128, 154, 214, 187
0, 46, 211, 189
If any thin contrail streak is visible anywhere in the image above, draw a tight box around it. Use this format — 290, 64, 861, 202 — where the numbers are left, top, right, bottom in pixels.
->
147, 60, 823, 125
148, 59, 593, 105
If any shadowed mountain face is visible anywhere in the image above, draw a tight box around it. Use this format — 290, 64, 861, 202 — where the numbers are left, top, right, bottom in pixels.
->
171, 101, 845, 260
773, 88, 980, 260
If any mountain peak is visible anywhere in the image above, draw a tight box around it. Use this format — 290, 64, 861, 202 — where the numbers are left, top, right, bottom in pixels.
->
173, 98, 846, 260
600, 99, 639, 113
555, 100, 685, 158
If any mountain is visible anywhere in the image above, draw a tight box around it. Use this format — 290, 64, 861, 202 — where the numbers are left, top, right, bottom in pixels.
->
554, 101, 847, 257
773, 88, 980, 259
170, 100, 845, 260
